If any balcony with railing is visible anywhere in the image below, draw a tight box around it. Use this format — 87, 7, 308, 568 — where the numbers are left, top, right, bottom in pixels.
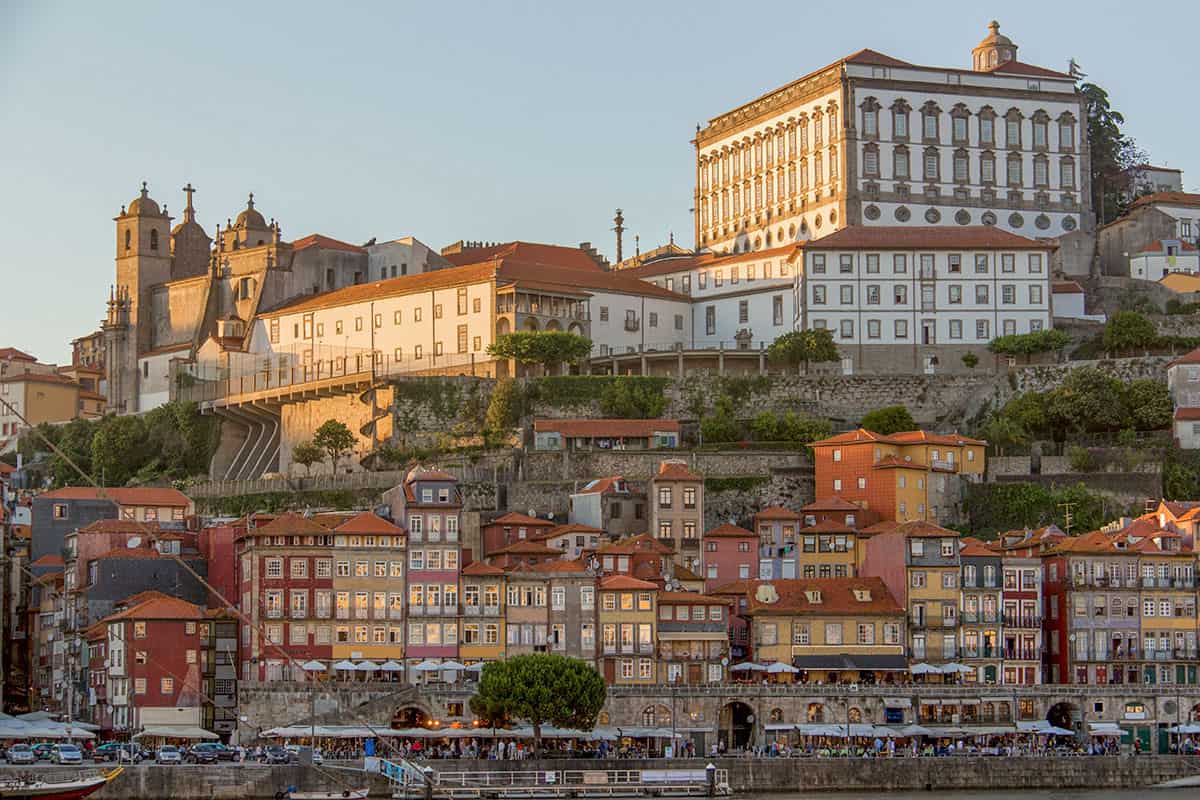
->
1002, 613, 1042, 628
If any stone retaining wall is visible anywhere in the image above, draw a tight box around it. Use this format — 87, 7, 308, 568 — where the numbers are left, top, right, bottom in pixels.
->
521, 449, 808, 482
70, 755, 1200, 798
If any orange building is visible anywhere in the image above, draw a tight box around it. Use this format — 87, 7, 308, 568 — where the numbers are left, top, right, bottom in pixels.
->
808, 429, 986, 523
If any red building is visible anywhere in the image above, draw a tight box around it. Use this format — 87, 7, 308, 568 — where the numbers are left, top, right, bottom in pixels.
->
480, 512, 556, 559
701, 523, 756, 592
591, 533, 674, 586
486, 540, 564, 569
84, 592, 222, 737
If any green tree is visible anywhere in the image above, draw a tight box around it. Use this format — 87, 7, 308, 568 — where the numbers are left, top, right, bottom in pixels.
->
1102, 311, 1158, 354
90, 414, 149, 486
291, 440, 323, 476
312, 419, 356, 472
767, 329, 839, 374
49, 418, 96, 486
487, 331, 593, 374
987, 330, 1072, 361
1045, 367, 1127, 433
1080, 81, 1146, 224
598, 379, 666, 419
485, 379, 524, 432
470, 654, 606, 756
978, 412, 1030, 455
699, 396, 741, 444
1120, 379, 1173, 430
860, 405, 916, 435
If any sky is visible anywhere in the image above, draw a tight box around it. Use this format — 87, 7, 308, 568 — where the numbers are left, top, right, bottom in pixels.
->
1, 1, 1198, 364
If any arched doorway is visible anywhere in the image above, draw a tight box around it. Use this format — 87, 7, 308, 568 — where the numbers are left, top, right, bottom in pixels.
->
1192, 703, 1200, 722
523, 317, 539, 331
545, 319, 562, 332
392, 706, 429, 728
567, 322, 584, 336
1047, 701, 1076, 731
496, 318, 511, 337
641, 704, 672, 727
719, 701, 754, 751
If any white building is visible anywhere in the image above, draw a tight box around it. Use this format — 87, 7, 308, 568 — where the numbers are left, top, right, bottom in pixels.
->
238, 242, 689, 380
618, 245, 798, 348
365, 236, 451, 281
795, 225, 1054, 374
1099, 192, 1200, 277
1129, 165, 1184, 197
693, 22, 1088, 255
1050, 280, 1104, 322
1128, 240, 1200, 281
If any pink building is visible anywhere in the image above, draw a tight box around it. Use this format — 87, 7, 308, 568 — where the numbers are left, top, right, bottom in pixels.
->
701, 523, 757, 592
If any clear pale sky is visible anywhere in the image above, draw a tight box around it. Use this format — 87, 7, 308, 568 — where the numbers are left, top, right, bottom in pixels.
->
2, 1, 1197, 364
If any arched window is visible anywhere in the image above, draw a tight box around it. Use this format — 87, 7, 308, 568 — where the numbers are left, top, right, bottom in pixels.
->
769, 708, 784, 723
124, 229, 132, 252
642, 706, 657, 726
847, 707, 862, 723
150, 229, 158, 251
807, 703, 825, 723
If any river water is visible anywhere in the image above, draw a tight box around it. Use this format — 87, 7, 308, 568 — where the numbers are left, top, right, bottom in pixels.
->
759, 792, 1195, 800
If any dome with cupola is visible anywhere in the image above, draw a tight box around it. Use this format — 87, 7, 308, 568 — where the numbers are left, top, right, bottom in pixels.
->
234, 193, 268, 229
126, 182, 163, 217
972, 21, 1018, 71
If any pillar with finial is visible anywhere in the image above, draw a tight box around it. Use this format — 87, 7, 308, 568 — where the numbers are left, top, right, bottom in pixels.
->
612, 209, 626, 263
635, 234, 640, 259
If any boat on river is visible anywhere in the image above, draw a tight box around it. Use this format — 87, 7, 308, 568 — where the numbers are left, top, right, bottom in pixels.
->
0, 767, 123, 800
284, 789, 369, 799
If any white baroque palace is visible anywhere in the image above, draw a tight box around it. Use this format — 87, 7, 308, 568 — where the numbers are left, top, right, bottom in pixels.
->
693, 22, 1089, 254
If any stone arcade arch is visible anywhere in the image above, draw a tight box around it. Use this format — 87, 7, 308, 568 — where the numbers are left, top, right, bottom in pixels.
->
719, 701, 755, 750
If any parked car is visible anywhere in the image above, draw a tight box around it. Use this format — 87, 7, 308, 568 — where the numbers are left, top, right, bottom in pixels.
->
189, 742, 239, 762
284, 744, 322, 765
5, 743, 36, 765
262, 745, 294, 765
156, 745, 183, 765
31, 742, 57, 761
51, 744, 84, 765
185, 744, 219, 764
93, 742, 143, 763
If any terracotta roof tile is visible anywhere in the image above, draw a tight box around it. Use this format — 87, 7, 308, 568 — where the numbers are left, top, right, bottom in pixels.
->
740, 577, 903, 616
32, 554, 64, 568
1052, 281, 1084, 294
289, 234, 367, 254
657, 590, 731, 605
673, 564, 703, 582
533, 419, 680, 438
599, 574, 658, 590
487, 512, 556, 528
873, 454, 929, 470
799, 519, 855, 534
1175, 408, 1200, 421
984, 59, 1073, 79
754, 506, 802, 520
255, 512, 331, 535
655, 460, 700, 481
38, 486, 192, 507
704, 523, 756, 539
843, 48, 912, 67
489, 540, 564, 556
334, 511, 405, 535
0, 372, 79, 387
595, 533, 674, 555
1141, 240, 1197, 253
896, 519, 959, 538
462, 561, 505, 576
619, 243, 799, 280
808, 428, 891, 447
78, 519, 165, 535
886, 430, 986, 447
1168, 347, 1200, 367
1130, 191, 1200, 210
523, 558, 590, 573
801, 497, 862, 512
441, 242, 606, 271
801, 225, 1052, 251
0, 347, 37, 361
101, 591, 205, 623
576, 476, 627, 495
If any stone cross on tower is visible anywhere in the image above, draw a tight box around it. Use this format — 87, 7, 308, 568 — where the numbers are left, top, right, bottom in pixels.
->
182, 183, 196, 214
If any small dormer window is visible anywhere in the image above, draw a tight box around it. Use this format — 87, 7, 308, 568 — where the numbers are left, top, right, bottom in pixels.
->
805, 590, 822, 603
853, 589, 872, 602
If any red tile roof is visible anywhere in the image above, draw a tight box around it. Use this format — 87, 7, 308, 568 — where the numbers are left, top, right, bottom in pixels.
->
533, 419, 680, 438
0, 372, 80, 386
255, 512, 331, 535
959, 539, 999, 558
32, 554, 64, 568
619, 243, 800, 280
843, 48, 913, 68
754, 506, 802, 520
90, 547, 176, 561
873, 454, 929, 471
334, 511, 405, 535
801, 497, 862, 512
1169, 347, 1200, 367
523, 558, 590, 574
1130, 192, 1200, 210
0, 348, 37, 361
462, 561, 506, 576
886, 430, 986, 447
801, 225, 1052, 251
704, 523, 756, 539
655, 460, 700, 481
599, 574, 658, 590
575, 476, 627, 495
595, 533, 674, 555
740, 577, 904, 616
1141, 240, 1197, 253
673, 564, 703, 582
0, 462, 15, 475
536, 523, 604, 540
1052, 281, 1084, 294
487, 512, 556, 528
101, 591, 205, 622
799, 519, 855, 534
38, 487, 192, 507
407, 468, 457, 482
290, 233, 367, 254
984, 60, 1072, 79
442, 241, 606, 271
1175, 408, 1200, 421
489, 540, 564, 556
657, 590, 730, 605
896, 520, 959, 538
78, 519, 165, 535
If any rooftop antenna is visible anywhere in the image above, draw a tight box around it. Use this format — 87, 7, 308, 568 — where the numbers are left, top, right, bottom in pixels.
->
1058, 501, 1076, 534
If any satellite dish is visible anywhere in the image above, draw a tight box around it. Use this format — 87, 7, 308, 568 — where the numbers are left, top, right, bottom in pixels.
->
127, 536, 142, 549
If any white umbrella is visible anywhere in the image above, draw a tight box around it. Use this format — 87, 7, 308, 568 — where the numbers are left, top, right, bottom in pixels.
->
356, 660, 380, 672
300, 660, 327, 672
766, 662, 800, 674
332, 660, 357, 671
465, 663, 484, 672
379, 660, 404, 672
899, 724, 933, 737
413, 659, 445, 672
730, 662, 765, 672
909, 663, 941, 675
940, 663, 974, 674
439, 661, 468, 671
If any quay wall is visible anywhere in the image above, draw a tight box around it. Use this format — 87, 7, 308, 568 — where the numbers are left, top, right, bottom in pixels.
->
59, 755, 1200, 798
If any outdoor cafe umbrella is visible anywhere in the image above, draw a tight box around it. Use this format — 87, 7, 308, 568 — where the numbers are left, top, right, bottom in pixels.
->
300, 660, 327, 672
439, 661, 468, 671
412, 659, 445, 672
379, 660, 404, 673
940, 663, 974, 674
355, 660, 380, 672
333, 660, 357, 672
1167, 723, 1200, 734
899, 724, 934, 737
908, 663, 941, 675
765, 662, 800, 674
730, 662, 766, 672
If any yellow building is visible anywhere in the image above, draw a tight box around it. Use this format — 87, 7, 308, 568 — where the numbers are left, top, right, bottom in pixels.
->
741, 577, 906, 682
598, 575, 657, 685
1134, 533, 1198, 684
329, 513, 408, 662
797, 520, 859, 579
460, 561, 505, 664
0, 373, 84, 451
